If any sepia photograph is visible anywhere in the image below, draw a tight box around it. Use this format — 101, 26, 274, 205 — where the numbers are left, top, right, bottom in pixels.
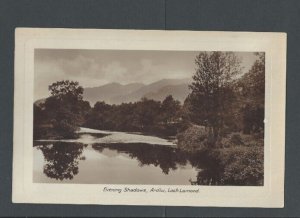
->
33, 49, 265, 186
13, 29, 285, 207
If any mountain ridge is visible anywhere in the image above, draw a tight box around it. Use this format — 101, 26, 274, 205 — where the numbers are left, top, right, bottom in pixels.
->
35, 78, 192, 106
109, 78, 191, 104
83, 82, 145, 105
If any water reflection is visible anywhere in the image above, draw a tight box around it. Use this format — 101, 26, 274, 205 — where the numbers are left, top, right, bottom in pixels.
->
188, 151, 224, 185
34, 141, 222, 184
92, 143, 224, 185
36, 142, 86, 180
92, 143, 189, 175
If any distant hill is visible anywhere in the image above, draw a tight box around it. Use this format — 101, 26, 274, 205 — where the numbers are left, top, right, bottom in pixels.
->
83, 82, 145, 105
83, 78, 192, 105
143, 84, 189, 102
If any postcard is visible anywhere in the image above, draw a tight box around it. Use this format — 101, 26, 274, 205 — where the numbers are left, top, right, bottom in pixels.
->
13, 28, 286, 207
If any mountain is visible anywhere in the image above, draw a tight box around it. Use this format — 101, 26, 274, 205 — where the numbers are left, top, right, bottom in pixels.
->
83, 82, 144, 105
83, 78, 192, 105
110, 78, 191, 104
143, 84, 190, 102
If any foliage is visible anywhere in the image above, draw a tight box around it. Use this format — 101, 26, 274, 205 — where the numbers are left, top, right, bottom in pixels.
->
188, 52, 242, 145
177, 125, 210, 152
84, 95, 182, 136
229, 133, 244, 146
241, 104, 264, 134
49, 80, 84, 101
238, 53, 265, 106
160, 95, 181, 124
215, 146, 264, 185
191, 146, 264, 186
34, 80, 91, 139
236, 53, 265, 134
180, 52, 265, 152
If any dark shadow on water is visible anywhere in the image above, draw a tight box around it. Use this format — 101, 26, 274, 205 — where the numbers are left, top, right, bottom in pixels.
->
78, 132, 110, 138
187, 151, 224, 185
92, 143, 190, 175
36, 142, 86, 181
92, 143, 222, 182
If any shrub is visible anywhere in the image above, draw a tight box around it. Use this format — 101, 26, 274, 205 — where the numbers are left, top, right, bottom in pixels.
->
219, 132, 264, 148
177, 125, 210, 152
230, 133, 244, 146
213, 146, 264, 185
219, 133, 244, 148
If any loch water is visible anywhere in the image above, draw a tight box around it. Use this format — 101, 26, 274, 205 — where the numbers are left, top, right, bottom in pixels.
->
33, 127, 219, 185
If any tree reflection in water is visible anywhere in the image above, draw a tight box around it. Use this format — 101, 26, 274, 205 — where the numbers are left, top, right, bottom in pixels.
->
188, 151, 223, 185
92, 143, 223, 185
92, 143, 189, 175
35, 141, 223, 185
36, 142, 86, 180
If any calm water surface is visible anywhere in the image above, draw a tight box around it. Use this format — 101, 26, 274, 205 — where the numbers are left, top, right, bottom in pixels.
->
33, 128, 217, 185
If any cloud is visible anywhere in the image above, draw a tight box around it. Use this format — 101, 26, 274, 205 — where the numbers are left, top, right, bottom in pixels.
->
34, 49, 258, 100
51, 54, 105, 79
101, 61, 128, 82
34, 61, 66, 100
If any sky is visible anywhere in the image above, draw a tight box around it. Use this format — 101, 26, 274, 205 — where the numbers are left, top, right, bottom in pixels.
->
34, 49, 259, 100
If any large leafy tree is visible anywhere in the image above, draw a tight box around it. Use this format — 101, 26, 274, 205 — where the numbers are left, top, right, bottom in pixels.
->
188, 52, 242, 145
44, 80, 90, 138
49, 80, 84, 101
238, 53, 265, 106
238, 53, 265, 133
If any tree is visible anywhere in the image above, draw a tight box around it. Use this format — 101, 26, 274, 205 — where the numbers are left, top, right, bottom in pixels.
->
133, 98, 161, 131
160, 95, 181, 124
238, 52, 265, 106
44, 80, 87, 138
85, 101, 113, 130
237, 53, 265, 134
189, 52, 242, 145
49, 80, 83, 101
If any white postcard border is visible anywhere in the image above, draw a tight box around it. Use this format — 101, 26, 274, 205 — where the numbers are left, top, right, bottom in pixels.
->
13, 28, 286, 207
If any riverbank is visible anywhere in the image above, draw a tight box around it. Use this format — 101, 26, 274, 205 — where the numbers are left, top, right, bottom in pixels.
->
176, 125, 264, 185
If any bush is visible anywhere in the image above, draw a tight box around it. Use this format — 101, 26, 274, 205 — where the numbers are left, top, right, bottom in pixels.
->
230, 133, 244, 146
219, 132, 264, 148
177, 125, 210, 152
213, 146, 264, 185
219, 133, 243, 148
